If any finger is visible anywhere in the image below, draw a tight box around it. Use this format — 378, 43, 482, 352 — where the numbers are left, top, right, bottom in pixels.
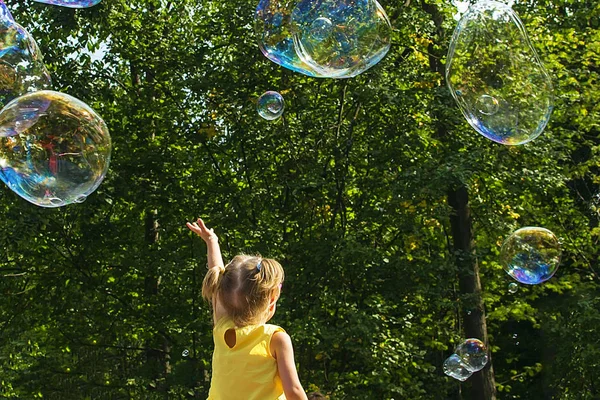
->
197, 218, 209, 231
186, 222, 200, 232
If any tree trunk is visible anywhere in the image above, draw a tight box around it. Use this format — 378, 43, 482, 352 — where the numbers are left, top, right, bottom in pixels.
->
448, 185, 496, 400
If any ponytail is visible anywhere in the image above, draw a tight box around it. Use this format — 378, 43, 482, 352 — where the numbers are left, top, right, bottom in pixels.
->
202, 266, 224, 303
254, 258, 285, 289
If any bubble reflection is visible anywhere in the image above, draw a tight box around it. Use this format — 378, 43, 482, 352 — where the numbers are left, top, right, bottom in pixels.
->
0, 90, 111, 208
500, 227, 561, 284
32, 0, 102, 8
446, 1, 553, 145
291, 0, 391, 78
443, 354, 472, 381
0, 2, 52, 106
257, 91, 285, 120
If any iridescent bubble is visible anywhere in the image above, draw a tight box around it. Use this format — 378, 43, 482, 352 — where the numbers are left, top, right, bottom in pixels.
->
508, 282, 518, 293
455, 338, 488, 372
257, 91, 284, 120
501, 227, 561, 284
291, 0, 391, 78
476, 94, 499, 115
0, 1, 14, 24
32, 0, 102, 8
309, 17, 333, 42
0, 90, 111, 208
0, 3, 52, 106
446, 1, 553, 145
254, 0, 321, 77
182, 349, 189, 357
443, 354, 472, 381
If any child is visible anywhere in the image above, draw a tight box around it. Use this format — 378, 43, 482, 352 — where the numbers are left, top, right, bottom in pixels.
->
187, 218, 308, 400
307, 392, 326, 400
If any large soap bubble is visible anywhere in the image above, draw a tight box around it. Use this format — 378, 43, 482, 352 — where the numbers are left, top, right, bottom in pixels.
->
0, 0, 12, 22
443, 354, 472, 382
0, 90, 111, 207
500, 227, 561, 284
255, 0, 321, 77
0, 2, 52, 106
255, 0, 391, 78
455, 338, 488, 372
257, 91, 285, 120
291, 0, 391, 78
32, 0, 102, 8
446, 1, 553, 145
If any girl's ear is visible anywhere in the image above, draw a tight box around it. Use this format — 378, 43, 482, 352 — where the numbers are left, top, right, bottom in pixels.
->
269, 287, 280, 307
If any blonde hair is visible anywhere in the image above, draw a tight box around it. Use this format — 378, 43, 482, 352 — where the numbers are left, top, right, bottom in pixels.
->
202, 254, 284, 327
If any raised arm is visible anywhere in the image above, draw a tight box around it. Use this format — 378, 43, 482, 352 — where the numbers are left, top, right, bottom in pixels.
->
186, 218, 224, 270
271, 331, 308, 400
186, 218, 226, 323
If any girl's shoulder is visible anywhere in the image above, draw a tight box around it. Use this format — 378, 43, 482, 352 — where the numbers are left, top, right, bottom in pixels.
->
263, 322, 286, 335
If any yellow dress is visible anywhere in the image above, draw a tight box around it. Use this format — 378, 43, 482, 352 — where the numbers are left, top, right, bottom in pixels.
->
207, 316, 286, 400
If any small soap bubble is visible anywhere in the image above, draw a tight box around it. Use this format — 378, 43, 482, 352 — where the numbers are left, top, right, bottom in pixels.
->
291, 0, 392, 78
512, 333, 518, 339
32, 0, 101, 8
182, 349, 189, 357
257, 91, 284, 121
443, 354, 472, 381
455, 338, 488, 372
0, 90, 112, 208
309, 17, 333, 42
508, 282, 518, 293
476, 94, 500, 115
500, 227, 561, 284
0, 3, 52, 106
446, 1, 553, 145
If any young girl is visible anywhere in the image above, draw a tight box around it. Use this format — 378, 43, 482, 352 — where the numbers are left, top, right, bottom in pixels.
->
186, 218, 308, 400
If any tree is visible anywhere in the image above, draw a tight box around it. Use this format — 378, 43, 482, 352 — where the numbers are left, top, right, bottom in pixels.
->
0, 0, 598, 398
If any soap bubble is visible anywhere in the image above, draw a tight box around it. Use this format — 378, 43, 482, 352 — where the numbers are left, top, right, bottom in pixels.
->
182, 349, 189, 357
455, 338, 488, 372
32, 0, 102, 8
0, 1, 14, 23
501, 227, 561, 284
291, 0, 391, 78
443, 354, 472, 381
257, 91, 285, 120
476, 94, 500, 115
254, 0, 321, 77
0, 90, 111, 208
446, 1, 553, 145
0, 4, 52, 106
508, 282, 518, 293
255, 0, 391, 78
309, 17, 333, 42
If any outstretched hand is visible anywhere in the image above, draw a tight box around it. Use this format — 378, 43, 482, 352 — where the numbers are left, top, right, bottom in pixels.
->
186, 218, 218, 243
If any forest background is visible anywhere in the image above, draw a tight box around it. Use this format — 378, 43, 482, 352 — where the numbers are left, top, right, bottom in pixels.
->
0, 0, 598, 398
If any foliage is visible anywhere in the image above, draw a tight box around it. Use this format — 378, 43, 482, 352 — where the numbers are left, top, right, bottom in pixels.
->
0, 0, 598, 398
